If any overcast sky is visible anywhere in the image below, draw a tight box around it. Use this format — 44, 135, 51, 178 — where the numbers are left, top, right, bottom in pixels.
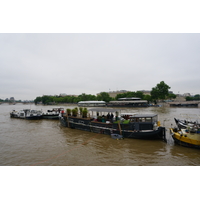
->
1, 0, 200, 100
1, 33, 200, 100
0, 33, 200, 100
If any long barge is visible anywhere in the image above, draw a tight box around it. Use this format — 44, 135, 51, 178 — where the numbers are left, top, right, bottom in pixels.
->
59, 108, 166, 140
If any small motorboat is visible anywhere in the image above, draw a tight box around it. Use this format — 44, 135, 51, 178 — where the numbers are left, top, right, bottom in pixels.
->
42, 108, 64, 119
111, 134, 124, 140
10, 109, 42, 119
170, 127, 200, 149
174, 118, 200, 129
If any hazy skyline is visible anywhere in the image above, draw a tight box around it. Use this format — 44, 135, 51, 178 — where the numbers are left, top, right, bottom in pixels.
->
1, 33, 200, 100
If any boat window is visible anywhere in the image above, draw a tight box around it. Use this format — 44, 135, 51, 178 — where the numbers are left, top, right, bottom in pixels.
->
134, 118, 139, 122
145, 118, 152, 122
138, 118, 144, 122
141, 118, 145, 122
152, 116, 158, 122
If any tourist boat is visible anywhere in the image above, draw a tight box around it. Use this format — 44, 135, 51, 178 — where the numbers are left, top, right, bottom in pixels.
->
170, 127, 200, 149
78, 101, 106, 107
59, 108, 166, 140
106, 100, 149, 107
10, 109, 42, 119
174, 118, 200, 129
42, 108, 64, 119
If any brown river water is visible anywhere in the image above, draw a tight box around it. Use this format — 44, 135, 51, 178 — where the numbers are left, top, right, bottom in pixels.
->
1, 103, 200, 166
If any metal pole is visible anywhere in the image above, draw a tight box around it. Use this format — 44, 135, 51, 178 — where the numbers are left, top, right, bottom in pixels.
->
118, 120, 122, 135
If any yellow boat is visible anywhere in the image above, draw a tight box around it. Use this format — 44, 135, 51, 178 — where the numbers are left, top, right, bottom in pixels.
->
170, 128, 200, 149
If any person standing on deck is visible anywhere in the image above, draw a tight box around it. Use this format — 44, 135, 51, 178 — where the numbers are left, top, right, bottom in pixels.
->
107, 113, 110, 120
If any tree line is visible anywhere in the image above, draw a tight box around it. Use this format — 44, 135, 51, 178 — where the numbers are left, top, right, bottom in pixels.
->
34, 92, 113, 105
185, 94, 200, 101
34, 81, 177, 105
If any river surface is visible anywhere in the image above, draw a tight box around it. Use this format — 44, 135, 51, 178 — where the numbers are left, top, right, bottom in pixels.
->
1, 103, 200, 166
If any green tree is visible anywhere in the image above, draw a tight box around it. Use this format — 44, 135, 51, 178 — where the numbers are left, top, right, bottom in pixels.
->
194, 94, 200, 100
186, 96, 193, 101
34, 96, 42, 104
168, 93, 177, 100
41, 95, 54, 105
115, 91, 144, 100
97, 92, 112, 102
135, 91, 144, 99
78, 93, 87, 101
143, 94, 152, 103
150, 81, 170, 103
115, 93, 126, 100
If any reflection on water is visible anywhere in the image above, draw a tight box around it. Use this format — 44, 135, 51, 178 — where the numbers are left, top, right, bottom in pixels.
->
0, 103, 200, 166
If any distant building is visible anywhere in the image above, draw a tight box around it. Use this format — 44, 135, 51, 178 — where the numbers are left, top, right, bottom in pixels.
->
138, 90, 151, 95
138, 90, 174, 96
183, 93, 191, 97
59, 93, 67, 97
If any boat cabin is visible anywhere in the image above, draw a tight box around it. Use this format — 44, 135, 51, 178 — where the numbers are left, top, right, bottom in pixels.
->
128, 114, 159, 130
107, 100, 148, 107
129, 114, 158, 123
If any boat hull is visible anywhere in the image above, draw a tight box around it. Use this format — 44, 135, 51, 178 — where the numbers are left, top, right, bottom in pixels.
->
42, 114, 59, 119
59, 115, 166, 140
170, 128, 200, 149
10, 114, 42, 120
172, 136, 200, 149
10, 110, 42, 120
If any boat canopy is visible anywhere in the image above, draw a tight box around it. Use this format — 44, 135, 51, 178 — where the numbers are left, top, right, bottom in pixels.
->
118, 97, 141, 101
121, 113, 137, 116
78, 101, 106, 107
109, 100, 148, 104
78, 101, 106, 104
129, 114, 158, 123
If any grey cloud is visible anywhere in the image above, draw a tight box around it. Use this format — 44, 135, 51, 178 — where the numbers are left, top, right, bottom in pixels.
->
1, 33, 200, 100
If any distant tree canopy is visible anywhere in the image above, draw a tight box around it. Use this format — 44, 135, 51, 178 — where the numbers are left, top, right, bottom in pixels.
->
186, 94, 200, 101
143, 94, 152, 103
78, 93, 97, 101
34, 83, 177, 105
34, 93, 114, 105
168, 93, 177, 99
115, 91, 144, 100
150, 81, 171, 103
97, 92, 113, 102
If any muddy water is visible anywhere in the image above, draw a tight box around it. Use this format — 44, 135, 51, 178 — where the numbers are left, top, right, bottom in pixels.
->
1, 103, 200, 166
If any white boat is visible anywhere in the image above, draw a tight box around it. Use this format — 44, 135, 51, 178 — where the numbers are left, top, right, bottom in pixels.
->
10, 109, 42, 119
42, 108, 64, 119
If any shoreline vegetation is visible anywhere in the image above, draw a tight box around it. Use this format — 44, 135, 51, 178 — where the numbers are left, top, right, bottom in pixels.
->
33, 81, 177, 105
2, 81, 200, 105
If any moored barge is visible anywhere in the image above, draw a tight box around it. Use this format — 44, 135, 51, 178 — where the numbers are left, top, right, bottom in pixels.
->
59, 108, 166, 140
